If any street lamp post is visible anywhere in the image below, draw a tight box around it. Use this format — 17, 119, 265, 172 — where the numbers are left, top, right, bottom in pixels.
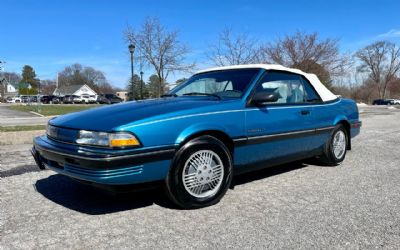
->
128, 44, 135, 100
37, 80, 41, 113
140, 71, 143, 99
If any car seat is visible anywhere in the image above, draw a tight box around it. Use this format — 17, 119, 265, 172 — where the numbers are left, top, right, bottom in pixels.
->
275, 84, 288, 103
289, 85, 304, 103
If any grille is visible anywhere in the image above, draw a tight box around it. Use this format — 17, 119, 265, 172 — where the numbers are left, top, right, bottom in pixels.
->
65, 164, 143, 178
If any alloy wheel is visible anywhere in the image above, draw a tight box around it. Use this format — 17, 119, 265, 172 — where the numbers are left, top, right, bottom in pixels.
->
182, 150, 224, 198
332, 130, 346, 159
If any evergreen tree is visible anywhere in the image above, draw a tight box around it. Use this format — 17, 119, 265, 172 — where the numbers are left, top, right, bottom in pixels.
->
146, 74, 164, 98
20, 65, 39, 89
127, 74, 142, 100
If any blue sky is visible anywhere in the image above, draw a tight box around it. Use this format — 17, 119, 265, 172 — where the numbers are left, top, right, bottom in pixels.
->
1, 0, 399, 88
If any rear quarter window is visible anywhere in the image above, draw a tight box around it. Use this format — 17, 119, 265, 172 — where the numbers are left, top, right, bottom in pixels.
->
299, 76, 322, 102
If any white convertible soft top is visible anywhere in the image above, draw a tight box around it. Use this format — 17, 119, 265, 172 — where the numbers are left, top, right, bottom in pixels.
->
196, 64, 338, 102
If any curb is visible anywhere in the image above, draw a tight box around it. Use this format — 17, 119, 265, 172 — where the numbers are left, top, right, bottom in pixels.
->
29, 111, 45, 117
0, 130, 45, 145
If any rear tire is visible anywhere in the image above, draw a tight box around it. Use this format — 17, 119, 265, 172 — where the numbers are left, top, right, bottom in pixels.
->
165, 135, 233, 209
319, 124, 348, 166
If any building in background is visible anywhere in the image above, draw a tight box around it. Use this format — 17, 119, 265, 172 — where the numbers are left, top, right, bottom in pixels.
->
0, 78, 19, 98
116, 91, 128, 101
53, 84, 97, 97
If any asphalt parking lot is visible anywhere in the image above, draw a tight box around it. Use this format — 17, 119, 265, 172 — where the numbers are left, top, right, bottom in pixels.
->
0, 104, 49, 126
1, 105, 399, 249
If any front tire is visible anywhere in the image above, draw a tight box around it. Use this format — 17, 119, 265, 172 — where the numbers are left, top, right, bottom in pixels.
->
319, 124, 348, 166
165, 135, 233, 209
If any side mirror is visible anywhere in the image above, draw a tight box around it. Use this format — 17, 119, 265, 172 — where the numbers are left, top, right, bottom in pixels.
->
252, 91, 279, 105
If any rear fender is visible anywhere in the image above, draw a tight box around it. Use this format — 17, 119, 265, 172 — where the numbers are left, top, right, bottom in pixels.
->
333, 115, 348, 126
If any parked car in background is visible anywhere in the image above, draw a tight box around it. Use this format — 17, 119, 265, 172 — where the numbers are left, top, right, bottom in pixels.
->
81, 94, 90, 104
32, 64, 361, 209
49, 95, 60, 104
62, 95, 73, 104
372, 99, 393, 105
89, 95, 97, 104
21, 95, 29, 103
97, 94, 122, 104
387, 99, 400, 105
80, 94, 98, 104
41, 95, 60, 104
72, 95, 83, 104
6, 96, 22, 103
30, 96, 38, 103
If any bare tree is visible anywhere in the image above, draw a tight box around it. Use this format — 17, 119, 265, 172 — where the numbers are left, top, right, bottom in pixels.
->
261, 32, 350, 87
125, 17, 195, 97
58, 63, 109, 92
1, 72, 21, 83
207, 28, 261, 66
355, 41, 400, 98
388, 77, 400, 97
40, 79, 57, 95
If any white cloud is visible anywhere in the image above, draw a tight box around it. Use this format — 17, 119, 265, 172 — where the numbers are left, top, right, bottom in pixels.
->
378, 29, 400, 38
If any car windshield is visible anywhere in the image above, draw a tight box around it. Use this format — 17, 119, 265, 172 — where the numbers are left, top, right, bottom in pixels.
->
170, 69, 260, 98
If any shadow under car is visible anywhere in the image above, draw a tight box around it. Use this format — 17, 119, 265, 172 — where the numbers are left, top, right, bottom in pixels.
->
35, 161, 309, 214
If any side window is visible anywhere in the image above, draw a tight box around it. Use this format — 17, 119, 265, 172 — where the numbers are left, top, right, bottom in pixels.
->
300, 77, 322, 102
255, 71, 306, 104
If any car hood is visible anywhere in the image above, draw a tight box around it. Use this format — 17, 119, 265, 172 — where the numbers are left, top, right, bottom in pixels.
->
49, 97, 233, 131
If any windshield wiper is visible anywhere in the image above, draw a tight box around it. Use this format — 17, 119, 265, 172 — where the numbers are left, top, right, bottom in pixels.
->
182, 92, 221, 100
161, 93, 178, 98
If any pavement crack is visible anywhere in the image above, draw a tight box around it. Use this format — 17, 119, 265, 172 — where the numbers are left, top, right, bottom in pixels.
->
0, 164, 42, 178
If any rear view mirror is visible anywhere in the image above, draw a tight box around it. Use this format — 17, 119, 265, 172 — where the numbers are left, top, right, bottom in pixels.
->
252, 91, 279, 105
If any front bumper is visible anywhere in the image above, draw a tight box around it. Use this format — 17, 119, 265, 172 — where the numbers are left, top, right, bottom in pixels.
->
32, 136, 175, 185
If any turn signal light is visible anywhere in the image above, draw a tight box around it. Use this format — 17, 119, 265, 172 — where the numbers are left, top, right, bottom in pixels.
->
110, 137, 140, 147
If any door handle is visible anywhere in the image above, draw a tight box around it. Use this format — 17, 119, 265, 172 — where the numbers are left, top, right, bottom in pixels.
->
301, 110, 310, 116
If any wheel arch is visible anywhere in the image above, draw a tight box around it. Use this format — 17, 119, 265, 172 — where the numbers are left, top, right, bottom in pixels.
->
334, 119, 351, 150
177, 129, 235, 157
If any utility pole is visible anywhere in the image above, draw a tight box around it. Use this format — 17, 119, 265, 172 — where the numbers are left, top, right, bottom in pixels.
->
140, 71, 143, 99
38, 80, 41, 113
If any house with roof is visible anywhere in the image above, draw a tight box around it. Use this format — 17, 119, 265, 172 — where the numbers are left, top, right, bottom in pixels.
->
116, 91, 128, 101
0, 78, 19, 97
7, 83, 18, 93
53, 84, 97, 97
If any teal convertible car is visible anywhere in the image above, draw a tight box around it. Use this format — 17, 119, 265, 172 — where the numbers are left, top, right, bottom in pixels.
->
32, 64, 361, 208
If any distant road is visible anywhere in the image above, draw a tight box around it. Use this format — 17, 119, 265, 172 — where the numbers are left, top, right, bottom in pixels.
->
0, 104, 50, 126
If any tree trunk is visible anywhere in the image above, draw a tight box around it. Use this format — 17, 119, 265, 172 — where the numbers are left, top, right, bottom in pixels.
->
157, 74, 163, 98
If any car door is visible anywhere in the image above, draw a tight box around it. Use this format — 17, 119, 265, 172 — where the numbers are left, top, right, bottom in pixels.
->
235, 71, 316, 168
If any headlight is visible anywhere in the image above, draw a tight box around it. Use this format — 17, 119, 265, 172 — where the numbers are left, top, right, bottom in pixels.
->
76, 130, 140, 148
46, 124, 58, 138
